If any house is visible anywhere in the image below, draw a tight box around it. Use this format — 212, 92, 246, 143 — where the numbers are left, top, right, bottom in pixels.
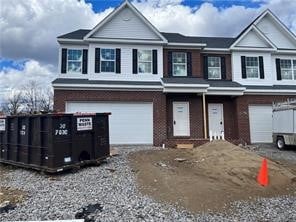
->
52, 1, 296, 146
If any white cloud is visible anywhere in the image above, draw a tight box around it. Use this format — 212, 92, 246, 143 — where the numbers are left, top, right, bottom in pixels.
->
0, 60, 56, 102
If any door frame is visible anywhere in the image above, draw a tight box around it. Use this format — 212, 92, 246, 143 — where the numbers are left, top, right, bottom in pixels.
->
173, 101, 190, 137
208, 103, 224, 134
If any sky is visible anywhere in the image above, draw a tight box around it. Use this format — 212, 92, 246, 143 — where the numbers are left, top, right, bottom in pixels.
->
0, 0, 296, 102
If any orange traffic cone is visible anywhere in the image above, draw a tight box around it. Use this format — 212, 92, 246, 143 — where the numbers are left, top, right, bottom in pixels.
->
257, 158, 268, 186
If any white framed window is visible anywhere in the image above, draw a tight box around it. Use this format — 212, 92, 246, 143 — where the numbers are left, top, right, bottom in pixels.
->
101, 48, 115, 72
172, 52, 187, 76
280, 59, 296, 80
246, 57, 259, 78
67, 49, 82, 73
208, 57, 221, 79
138, 50, 152, 74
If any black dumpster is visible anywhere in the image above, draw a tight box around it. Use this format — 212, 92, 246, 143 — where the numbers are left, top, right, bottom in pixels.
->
0, 113, 110, 173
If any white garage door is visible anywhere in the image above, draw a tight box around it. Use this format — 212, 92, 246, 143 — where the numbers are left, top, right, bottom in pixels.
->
249, 105, 272, 143
66, 102, 153, 145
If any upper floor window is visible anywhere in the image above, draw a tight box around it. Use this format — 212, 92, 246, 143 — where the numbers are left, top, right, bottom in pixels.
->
138, 50, 152, 73
208, 57, 221, 79
280, 59, 296, 80
246, 56, 259, 78
67, 49, 82, 73
101, 48, 115, 72
172, 52, 187, 76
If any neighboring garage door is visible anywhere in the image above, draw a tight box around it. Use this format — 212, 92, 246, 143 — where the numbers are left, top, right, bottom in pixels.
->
248, 105, 272, 143
66, 102, 153, 145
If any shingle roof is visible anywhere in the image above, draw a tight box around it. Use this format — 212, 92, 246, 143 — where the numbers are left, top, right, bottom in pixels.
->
161, 78, 243, 88
52, 78, 162, 86
57, 29, 91, 39
246, 85, 296, 90
57, 29, 235, 48
160, 32, 235, 48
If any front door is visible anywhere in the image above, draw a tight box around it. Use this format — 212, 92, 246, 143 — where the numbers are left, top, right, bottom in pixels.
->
208, 103, 224, 135
173, 102, 190, 136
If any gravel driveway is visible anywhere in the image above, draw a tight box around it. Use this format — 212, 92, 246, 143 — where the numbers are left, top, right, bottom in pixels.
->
1, 146, 296, 222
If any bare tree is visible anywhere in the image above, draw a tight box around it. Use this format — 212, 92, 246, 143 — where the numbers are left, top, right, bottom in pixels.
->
39, 87, 54, 113
2, 91, 23, 115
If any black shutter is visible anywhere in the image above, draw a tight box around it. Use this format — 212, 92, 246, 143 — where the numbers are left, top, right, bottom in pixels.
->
203, 55, 208, 79
152, 49, 158, 74
116, 48, 121, 74
95, 48, 100, 73
82, 49, 88, 74
168, 51, 173, 76
132, 49, 138, 74
276, 58, 282, 80
259, 56, 264, 79
221, 56, 226, 80
61, 48, 67, 73
187, 52, 192, 77
241, 56, 246, 79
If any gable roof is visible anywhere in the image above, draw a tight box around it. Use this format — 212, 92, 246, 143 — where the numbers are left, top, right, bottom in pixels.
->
58, 29, 90, 39
83, 0, 167, 43
232, 9, 296, 49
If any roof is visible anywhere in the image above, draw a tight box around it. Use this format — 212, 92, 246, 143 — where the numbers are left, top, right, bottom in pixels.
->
57, 29, 91, 39
57, 29, 235, 48
245, 85, 296, 90
52, 78, 162, 86
161, 33, 235, 48
161, 78, 243, 88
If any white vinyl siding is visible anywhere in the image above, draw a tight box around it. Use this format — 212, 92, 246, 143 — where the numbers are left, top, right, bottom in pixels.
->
91, 7, 161, 41
172, 52, 187, 76
66, 102, 153, 144
208, 57, 221, 79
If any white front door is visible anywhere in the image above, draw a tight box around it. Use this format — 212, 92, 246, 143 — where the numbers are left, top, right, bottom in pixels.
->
208, 103, 224, 135
173, 102, 190, 136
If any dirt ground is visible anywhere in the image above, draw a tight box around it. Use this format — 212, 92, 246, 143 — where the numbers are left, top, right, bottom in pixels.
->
0, 165, 26, 209
129, 141, 296, 213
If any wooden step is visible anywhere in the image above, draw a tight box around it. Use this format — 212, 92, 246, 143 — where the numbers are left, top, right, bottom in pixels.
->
176, 144, 194, 149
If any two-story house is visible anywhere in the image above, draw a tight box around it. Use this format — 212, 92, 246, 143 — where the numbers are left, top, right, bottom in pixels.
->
52, 1, 296, 147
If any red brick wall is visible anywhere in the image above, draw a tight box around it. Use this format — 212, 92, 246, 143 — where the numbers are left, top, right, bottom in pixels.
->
54, 90, 167, 146
235, 95, 295, 144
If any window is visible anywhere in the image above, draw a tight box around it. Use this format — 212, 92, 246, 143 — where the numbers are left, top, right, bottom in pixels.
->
246, 57, 259, 78
208, 57, 221, 79
280, 59, 296, 80
172, 52, 187, 76
67, 49, 82, 73
101, 48, 115, 72
138, 50, 152, 73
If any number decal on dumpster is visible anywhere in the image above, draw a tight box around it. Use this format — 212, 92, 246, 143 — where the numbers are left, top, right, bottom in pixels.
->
77, 117, 93, 131
55, 123, 68, 136
0, 119, 5, 131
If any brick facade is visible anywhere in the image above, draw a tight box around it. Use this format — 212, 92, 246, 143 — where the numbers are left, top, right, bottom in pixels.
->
163, 49, 232, 80
54, 90, 167, 146
54, 89, 296, 147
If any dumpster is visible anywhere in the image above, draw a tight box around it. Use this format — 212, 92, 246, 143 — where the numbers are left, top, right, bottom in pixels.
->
0, 113, 110, 173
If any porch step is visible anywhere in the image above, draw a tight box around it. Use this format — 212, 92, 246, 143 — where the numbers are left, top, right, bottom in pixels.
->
176, 144, 194, 149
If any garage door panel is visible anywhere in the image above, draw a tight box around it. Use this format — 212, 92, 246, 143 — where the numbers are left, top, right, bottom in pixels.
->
249, 105, 272, 143
66, 102, 153, 145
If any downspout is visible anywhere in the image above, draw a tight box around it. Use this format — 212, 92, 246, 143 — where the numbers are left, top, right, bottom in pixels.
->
202, 93, 208, 139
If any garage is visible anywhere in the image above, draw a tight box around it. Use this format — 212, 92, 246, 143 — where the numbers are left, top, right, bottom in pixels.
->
248, 105, 272, 143
66, 102, 153, 145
